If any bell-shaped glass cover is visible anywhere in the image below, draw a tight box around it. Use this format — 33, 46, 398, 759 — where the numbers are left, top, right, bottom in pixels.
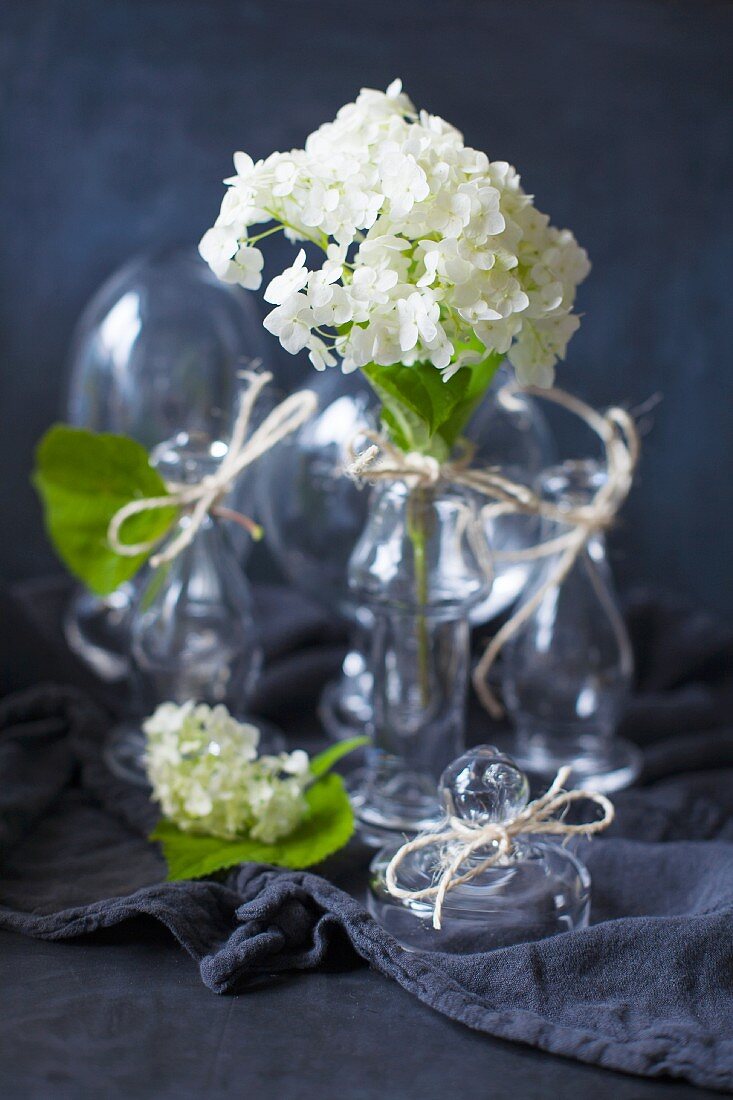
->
66, 246, 267, 449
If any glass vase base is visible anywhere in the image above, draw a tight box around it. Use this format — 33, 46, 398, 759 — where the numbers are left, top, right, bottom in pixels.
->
104, 722, 150, 787
347, 767, 441, 848
104, 717, 288, 788
508, 733, 643, 796
64, 587, 134, 683
318, 676, 373, 743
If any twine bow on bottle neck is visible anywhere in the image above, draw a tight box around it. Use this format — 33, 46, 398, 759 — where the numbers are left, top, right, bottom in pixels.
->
107, 371, 318, 568
346, 384, 641, 718
385, 766, 614, 931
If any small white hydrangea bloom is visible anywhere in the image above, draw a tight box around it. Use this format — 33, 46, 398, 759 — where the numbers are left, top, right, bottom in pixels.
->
143, 702, 310, 842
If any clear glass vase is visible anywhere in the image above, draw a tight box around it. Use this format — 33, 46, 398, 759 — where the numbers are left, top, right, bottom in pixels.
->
64, 247, 266, 682
105, 434, 280, 785
348, 480, 493, 846
501, 459, 642, 793
257, 366, 553, 742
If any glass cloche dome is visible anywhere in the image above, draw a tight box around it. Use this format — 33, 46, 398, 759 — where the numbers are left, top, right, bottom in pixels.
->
63, 246, 268, 680
67, 246, 267, 447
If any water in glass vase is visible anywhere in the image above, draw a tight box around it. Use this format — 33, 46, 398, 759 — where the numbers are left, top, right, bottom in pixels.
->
348, 479, 493, 846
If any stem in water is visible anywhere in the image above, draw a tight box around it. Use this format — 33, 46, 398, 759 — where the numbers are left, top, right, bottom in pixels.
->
407, 486, 431, 708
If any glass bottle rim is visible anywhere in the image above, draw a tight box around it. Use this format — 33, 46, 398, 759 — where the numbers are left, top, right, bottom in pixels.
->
537, 458, 606, 509
151, 431, 227, 484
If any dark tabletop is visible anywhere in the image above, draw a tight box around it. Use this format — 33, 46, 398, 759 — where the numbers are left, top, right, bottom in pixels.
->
0, 929, 722, 1100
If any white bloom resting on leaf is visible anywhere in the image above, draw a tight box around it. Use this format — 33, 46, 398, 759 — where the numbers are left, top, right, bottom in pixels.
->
199, 79, 589, 386
143, 702, 310, 842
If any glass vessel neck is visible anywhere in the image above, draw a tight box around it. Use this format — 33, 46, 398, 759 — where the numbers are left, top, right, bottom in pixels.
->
538, 459, 607, 550
348, 478, 493, 619
151, 431, 229, 485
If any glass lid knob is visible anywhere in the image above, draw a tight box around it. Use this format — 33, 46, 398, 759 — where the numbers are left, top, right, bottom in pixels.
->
439, 745, 530, 825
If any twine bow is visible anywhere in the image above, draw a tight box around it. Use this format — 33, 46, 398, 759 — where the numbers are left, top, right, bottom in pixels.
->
386, 766, 614, 930
107, 371, 318, 568
347, 385, 641, 718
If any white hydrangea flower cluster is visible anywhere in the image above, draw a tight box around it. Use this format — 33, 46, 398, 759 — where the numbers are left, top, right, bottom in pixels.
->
143, 702, 310, 843
199, 80, 589, 387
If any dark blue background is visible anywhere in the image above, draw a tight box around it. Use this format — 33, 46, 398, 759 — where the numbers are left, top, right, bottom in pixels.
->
2, 0, 732, 611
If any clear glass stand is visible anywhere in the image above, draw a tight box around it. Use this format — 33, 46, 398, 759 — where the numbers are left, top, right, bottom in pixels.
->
318, 620, 374, 740
105, 716, 285, 788
511, 725, 642, 795
64, 583, 137, 682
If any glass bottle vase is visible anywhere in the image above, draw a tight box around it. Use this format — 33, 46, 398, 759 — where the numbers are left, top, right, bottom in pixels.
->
104, 434, 280, 785
500, 459, 642, 793
348, 480, 493, 846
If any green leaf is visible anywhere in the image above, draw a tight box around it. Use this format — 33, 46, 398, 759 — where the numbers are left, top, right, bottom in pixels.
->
435, 351, 504, 451
151, 773, 356, 881
361, 360, 477, 458
362, 362, 434, 452
380, 402, 429, 455
32, 425, 178, 596
308, 735, 369, 779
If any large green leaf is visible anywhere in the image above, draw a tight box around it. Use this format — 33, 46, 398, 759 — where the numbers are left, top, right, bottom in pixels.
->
152, 773, 356, 880
33, 425, 177, 595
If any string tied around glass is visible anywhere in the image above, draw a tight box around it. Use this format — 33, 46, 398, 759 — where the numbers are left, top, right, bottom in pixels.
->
107, 370, 318, 567
385, 764, 614, 930
346, 384, 641, 718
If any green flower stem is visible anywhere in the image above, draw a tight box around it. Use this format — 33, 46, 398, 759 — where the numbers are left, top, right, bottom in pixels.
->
407, 486, 431, 709
263, 208, 328, 252
246, 224, 286, 246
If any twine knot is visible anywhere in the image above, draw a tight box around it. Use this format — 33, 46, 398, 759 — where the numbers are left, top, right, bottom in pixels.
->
347, 437, 443, 487
107, 371, 318, 568
386, 766, 614, 930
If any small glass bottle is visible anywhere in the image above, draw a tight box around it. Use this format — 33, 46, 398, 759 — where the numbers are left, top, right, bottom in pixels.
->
369, 745, 591, 952
501, 459, 641, 793
348, 480, 493, 846
105, 434, 279, 784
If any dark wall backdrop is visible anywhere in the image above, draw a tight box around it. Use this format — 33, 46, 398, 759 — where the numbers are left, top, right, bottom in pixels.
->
1, 0, 732, 611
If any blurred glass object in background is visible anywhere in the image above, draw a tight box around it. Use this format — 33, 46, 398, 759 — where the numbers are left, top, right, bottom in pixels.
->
63, 247, 267, 681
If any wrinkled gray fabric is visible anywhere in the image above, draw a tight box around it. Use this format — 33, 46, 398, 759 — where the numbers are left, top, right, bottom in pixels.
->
1, 588, 733, 1092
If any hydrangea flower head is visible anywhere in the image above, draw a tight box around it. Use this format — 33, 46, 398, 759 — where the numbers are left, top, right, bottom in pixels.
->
143, 702, 310, 842
199, 79, 590, 388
